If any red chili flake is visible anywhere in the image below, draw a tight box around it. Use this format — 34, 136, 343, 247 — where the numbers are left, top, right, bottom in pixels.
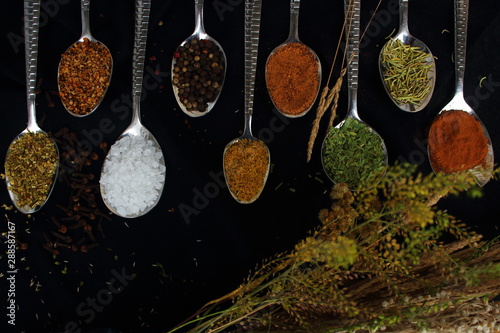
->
174, 51, 181, 58
155, 69, 160, 75
149, 55, 157, 61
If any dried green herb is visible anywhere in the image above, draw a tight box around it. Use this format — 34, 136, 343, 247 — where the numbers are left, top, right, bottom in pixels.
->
381, 38, 433, 106
167, 165, 500, 333
4, 131, 58, 210
322, 118, 386, 189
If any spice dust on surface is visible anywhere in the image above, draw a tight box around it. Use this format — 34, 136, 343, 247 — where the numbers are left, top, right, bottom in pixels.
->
266, 42, 320, 116
58, 38, 112, 116
223, 139, 270, 203
428, 110, 488, 174
4, 131, 58, 210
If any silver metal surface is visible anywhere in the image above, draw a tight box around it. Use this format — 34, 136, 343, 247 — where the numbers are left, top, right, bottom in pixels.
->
223, 0, 270, 204
5, 0, 59, 214
378, 0, 436, 112
100, 0, 166, 218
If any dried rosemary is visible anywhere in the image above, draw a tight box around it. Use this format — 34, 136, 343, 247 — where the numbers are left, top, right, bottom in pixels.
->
4, 131, 58, 210
322, 118, 386, 189
380, 38, 433, 106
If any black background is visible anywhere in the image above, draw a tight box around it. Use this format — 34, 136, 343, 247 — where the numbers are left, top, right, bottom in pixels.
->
0, 0, 499, 332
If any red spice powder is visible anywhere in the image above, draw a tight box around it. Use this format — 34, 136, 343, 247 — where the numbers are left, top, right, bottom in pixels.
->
265, 42, 320, 116
428, 110, 488, 174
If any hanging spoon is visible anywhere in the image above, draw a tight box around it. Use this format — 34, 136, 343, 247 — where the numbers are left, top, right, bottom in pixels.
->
321, 0, 388, 190
427, 0, 493, 186
4, 0, 59, 214
58, 0, 113, 117
378, 0, 436, 112
171, 0, 227, 117
223, 0, 270, 204
100, 0, 166, 218
265, 0, 322, 118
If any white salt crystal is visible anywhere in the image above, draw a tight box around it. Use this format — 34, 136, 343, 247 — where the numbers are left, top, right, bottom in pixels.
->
100, 135, 166, 217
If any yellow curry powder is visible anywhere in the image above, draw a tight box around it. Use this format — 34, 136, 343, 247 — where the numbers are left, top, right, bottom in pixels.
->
223, 139, 269, 203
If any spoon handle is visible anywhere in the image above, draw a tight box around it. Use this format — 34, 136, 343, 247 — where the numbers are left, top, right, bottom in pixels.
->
288, 0, 300, 41
132, 0, 151, 111
398, 0, 409, 35
454, 0, 469, 95
344, 0, 361, 116
243, 0, 262, 135
194, 0, 205, 35
24, 0, 41, 131
81, 0, 91, 39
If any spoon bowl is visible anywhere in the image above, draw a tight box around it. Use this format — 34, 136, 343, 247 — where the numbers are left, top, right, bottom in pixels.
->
427, 0, 493, 187
100, 120, 165, 218
100, 0, 165, 218
223, 136, 270, 204
378, 0, 435, 112
223, 0, 269, 204
58, 0, 113, 117
5, 129, 59, 214
171, 0, 227, 117
321, 115, 388, 191
5, 0, 59, 214
265, 0, 322, 118
321, 0, 388, 191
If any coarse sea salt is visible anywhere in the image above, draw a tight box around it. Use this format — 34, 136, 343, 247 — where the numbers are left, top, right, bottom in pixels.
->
100, 135, 166, 217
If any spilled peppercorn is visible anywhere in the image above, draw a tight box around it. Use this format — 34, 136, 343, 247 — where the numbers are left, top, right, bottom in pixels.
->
172, 38, 225, 115
41, 127, 111, 256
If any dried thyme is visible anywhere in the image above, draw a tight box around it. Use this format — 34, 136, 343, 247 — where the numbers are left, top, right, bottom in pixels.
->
380, 38, 433, 107
4, 131, 58, 210
322, 118, 386, 189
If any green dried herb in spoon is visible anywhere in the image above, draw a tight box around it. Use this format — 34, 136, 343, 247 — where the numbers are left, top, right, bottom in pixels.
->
380, 38, 433, 107
322, 118, 386, 189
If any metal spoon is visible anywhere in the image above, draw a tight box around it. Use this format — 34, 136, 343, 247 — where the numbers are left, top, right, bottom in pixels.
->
321, 0, 388, 190
5, 0, 59, 214
171, 0, 227, 117
378, 0, 436, 112
100, 0, 165, 218
223, 0, 270, 204
427, 0, 494, 186
58, 0, 113, 117
265, 0, 322, 118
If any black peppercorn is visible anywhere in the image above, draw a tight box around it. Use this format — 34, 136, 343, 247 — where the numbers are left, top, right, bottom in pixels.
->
172, 38, 225, 113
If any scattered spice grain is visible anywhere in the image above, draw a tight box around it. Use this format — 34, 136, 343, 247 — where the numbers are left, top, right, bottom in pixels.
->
58, 38, 112, 116
266, 42, 320, 116
428, 110, 488, 174
4, 132, 58, 210
223, 139, 270, 203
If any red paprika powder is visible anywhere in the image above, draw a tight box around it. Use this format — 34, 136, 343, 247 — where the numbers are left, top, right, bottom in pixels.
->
265, 42, 320, 116
428, 110, 488, 174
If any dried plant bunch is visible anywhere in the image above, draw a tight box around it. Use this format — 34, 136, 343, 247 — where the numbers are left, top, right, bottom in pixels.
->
169, 164, 500, 333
